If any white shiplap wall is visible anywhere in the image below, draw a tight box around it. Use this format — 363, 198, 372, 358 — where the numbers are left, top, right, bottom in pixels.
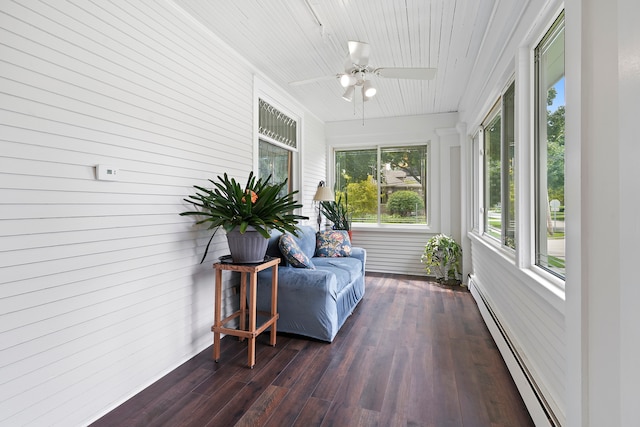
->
300, 113, 329, 225
470, 238, 565, 424
0, 1, 324, 425
351, 228, 434, 276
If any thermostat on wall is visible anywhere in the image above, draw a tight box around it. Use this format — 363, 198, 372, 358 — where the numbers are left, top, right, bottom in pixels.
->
96, 165, 119, 181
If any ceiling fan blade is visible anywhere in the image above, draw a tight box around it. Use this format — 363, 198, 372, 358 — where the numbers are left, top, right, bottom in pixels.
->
375, 67, 437, 80
289, 74, 339, 86
348, 41, 370, 67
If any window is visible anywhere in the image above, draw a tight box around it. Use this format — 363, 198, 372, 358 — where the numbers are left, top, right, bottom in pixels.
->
335, 145, 428, 225
503, 83, 516, 249
259, 140, 292, 194
258, 98, 297, 149
472, 131, 480, 232
535, 12, 565, 278
484, 104, 502, 240
482, 81, 516, 249
257, 98, 297, 195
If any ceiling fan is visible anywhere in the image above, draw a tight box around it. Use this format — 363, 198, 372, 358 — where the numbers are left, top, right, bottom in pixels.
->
289, 40, 437, 102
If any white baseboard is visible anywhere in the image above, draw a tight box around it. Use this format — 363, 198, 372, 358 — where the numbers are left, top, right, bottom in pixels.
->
469, 276, 559, 427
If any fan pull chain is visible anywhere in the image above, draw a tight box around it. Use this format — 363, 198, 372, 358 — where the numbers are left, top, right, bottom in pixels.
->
362, 93, 365, 126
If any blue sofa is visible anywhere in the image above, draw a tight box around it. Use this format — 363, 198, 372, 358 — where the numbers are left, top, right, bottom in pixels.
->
255, 225, 366, 342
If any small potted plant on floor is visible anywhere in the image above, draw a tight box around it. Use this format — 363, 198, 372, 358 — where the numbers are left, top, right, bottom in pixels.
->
421, 234, 462, 285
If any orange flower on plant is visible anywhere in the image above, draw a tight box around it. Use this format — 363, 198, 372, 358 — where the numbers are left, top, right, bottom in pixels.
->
242, 189, 258, 204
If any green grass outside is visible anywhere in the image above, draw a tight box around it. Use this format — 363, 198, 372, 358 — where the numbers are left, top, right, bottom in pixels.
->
351, 214, 427, 224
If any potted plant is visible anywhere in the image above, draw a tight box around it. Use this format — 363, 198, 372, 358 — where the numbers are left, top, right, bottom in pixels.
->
420, 234, 462, 285
180, 171, 308, 263
320, 193, 351, 239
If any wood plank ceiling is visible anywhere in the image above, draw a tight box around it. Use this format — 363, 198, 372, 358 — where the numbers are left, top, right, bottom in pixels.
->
173, 0, 498, 123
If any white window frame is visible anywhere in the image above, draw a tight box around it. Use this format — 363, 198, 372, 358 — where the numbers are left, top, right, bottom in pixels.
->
253, 77, 301, 193
518, 4, 566, 291
478, 78, 516, 251
533, 10, 566, 281
331, 142, 431, 229
471, 130, 481, 233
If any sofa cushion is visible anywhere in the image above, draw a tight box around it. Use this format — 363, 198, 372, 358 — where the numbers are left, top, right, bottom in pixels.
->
279, 234, 315, 269
312, 257, 362, 289
315, 230, 352, 257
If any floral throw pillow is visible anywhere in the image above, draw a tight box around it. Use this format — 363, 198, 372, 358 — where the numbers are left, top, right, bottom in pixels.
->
279, 234, 315, 269
315, 230, 352, 257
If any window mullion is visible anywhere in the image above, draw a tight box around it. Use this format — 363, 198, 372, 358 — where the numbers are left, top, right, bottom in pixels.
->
501, 101, 508, 247
376, 146, 382, 224
478, 127, 485, 235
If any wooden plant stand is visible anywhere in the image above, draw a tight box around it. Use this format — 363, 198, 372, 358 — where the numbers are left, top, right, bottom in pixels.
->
212, 256, 280, 368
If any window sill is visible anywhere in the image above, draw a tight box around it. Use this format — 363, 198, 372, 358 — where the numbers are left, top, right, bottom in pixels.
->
351, 223, 434, 233
524, 265, 565, 297
474, 231, 517, 259
468, 231, 565, 310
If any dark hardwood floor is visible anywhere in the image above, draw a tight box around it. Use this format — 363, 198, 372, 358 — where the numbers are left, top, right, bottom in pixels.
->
92, 273, 534, 427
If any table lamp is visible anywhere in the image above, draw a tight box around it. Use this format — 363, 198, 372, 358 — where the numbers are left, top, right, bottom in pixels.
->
313, 181, 335, 231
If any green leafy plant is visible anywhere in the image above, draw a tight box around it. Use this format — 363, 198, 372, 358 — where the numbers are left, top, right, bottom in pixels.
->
387, 190, 425, 216
180, 171, 308, 263
320, 193, 351, 231
421, 234, 462, 284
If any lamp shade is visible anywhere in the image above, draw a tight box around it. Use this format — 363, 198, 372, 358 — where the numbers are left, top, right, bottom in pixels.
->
313, 185, 335, 202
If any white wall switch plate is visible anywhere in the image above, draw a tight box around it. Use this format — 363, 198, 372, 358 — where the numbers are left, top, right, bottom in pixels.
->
96, 165, 119, 181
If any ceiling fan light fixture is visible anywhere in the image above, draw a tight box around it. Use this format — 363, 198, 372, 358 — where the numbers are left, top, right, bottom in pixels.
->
363, 89, 375, 102
341, 86, 355, 102
339, 73, 357, 88
362, 80, 376, 98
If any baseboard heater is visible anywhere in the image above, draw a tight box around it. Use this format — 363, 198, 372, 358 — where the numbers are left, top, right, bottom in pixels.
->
468, 275, 561, 427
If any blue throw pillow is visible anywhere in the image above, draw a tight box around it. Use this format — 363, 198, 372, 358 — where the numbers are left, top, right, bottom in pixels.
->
279, 234, 315, 269
315, 230, 352, 257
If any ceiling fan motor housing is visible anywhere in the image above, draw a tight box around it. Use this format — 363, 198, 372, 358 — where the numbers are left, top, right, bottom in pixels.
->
339, 66, 372, 87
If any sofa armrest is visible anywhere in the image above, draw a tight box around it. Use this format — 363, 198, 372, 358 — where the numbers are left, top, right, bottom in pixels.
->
351, 246, 367, 272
